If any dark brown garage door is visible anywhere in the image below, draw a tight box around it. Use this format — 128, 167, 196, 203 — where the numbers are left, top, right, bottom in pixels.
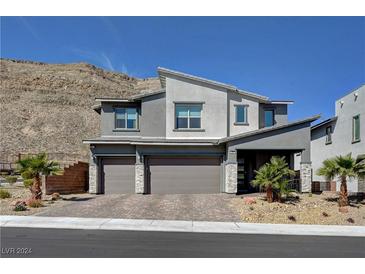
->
147, 156, 221, 194
102, 157, 135, 194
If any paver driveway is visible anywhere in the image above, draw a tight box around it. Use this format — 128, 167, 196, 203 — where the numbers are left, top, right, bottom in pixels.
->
36, 194, 242, 222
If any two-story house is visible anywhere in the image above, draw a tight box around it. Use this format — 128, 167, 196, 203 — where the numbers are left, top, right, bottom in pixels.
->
311, 85, 364, 193
84, 67, 319, 195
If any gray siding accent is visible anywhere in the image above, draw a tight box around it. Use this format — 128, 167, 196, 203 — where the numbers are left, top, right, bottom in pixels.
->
259, 103, 288, 128
227, 122, 311, 162
101, 102, 141, 137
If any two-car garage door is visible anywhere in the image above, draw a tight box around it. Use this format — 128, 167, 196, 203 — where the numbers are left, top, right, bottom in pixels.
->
101, 156, 222, 194
146, 157, 221, 194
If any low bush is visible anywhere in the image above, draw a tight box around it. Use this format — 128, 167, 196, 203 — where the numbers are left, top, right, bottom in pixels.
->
27, 199, 43, 208
14, 203, 27, 211
5, 176, 18, 185
23, 179, 33, 188
0, 189, 11, 199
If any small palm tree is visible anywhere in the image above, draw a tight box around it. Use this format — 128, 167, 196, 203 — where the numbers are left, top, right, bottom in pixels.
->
17, 153, 62, 200
252, 156, 295, 203
317, 153, 365, 207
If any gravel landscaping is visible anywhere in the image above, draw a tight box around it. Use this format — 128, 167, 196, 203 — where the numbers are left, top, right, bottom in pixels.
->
1, 186, 364, 225
0, 186, 95, 216
230, 192, 365, 226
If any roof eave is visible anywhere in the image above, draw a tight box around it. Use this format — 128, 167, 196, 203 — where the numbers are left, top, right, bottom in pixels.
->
157, 67, 269, 101
219, 114, 321, 144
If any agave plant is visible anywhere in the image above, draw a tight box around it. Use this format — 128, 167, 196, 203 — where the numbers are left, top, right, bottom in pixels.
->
17, 153, 62, 200
252, 156, 295, 203
317, 153, 365, 207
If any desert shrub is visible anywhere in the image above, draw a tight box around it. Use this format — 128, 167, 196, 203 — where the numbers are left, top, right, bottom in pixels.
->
288, 215, 297, 222
23, 179, 34, 188
27, 199, 43, 208
5, 176, 18, 185
14, 203, 27, 211
0, 189, 11, 199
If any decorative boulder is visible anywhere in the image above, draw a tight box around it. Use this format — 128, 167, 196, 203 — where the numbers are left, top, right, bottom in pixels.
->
51, 193, 61, 201
339, 207, 349, 213
243, 197, 257, 205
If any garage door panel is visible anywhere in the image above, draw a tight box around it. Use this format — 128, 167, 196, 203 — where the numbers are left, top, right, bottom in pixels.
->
102, 157, 135, 194
148, 157, 221, 194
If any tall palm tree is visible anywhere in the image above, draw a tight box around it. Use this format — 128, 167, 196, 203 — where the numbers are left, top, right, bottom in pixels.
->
252, 156, 295, 203
17, 153, 62, 200
317, 154, 365, 207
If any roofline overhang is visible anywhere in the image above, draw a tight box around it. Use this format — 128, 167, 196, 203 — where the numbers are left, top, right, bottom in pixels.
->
94, 89, 166, 103
266, 100, 294, 105
218, 114, 321, 144
83, 139, 218, 146
311, 116, 338, 130
157, 67, 269, 102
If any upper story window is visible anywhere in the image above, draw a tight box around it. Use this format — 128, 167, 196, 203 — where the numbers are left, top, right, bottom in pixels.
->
175, 104, 202, 129
235, 105, 248, 124
115, 107, 138, 129
264, 109, 275, 127
352, 114, 360, 143
325, 126, 332, 144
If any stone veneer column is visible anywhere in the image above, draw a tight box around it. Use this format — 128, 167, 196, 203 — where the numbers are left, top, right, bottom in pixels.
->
300, 163, 312, 193
135, 163, 144, 194
89, 157, 98, 194
225, 163, 238, 193
225, 148, 238, 194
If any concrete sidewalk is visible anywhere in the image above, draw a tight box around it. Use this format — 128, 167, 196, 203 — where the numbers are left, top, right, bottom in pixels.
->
1, 215, 365, 237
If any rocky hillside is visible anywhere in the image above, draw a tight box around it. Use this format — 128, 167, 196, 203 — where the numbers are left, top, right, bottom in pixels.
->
0, 59, 161, 162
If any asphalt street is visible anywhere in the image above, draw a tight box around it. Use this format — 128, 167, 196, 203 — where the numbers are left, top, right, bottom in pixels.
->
1, 227, 364, 258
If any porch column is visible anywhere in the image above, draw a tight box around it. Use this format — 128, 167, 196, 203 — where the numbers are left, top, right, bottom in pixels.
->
135, 149, 144, 194
89, 152, 99, 194
225, 149, 237, 194
300, 148, 312, 193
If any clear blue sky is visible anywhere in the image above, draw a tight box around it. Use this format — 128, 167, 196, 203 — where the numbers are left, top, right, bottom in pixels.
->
1, 16, 364, 121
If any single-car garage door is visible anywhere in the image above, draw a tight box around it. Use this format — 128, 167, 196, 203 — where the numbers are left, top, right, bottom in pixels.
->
102, 157, 135, 194
146, 156, 221, 194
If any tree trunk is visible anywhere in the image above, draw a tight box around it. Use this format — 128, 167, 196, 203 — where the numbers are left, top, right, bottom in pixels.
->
266, 185, 273, 203
31, 174, 42, 200
338, 176, 348, 207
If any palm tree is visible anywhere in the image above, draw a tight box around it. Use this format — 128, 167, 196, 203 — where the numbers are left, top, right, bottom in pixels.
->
17, 153, 62, 200
252, 156, 295, 203
317, 154, 365, 207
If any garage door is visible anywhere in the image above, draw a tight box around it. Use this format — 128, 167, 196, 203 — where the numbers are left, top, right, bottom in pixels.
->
102, 157, 135, 194
147, 157, 221, 194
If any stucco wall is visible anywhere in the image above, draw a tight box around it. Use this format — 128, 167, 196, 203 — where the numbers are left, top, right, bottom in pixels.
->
311, 85, 365, 192
228, 91, 260, 136
165, 76, 228, 138
140, 93, 166, 137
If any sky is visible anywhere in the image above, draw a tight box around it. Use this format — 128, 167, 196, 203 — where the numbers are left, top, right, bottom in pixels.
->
1, 16, 364, 121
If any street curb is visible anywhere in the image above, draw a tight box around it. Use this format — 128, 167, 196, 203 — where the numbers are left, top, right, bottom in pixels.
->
1, 215, 365, 237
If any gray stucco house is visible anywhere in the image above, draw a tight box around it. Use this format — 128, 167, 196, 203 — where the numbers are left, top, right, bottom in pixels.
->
310, 85, 364, 193
84, 67, 319, 195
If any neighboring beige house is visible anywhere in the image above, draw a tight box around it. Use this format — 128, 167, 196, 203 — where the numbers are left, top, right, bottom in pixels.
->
84, 67, 319, 195
311, 85, 365, 193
